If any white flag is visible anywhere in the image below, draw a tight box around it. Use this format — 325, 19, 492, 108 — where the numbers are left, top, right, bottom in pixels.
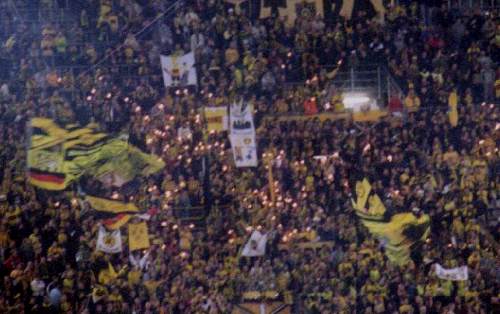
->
96, 226, 122, 254
129, 250, 151, 271
160, 52, 197, 87
434, 263, 468, 281
242, 231, 268, 257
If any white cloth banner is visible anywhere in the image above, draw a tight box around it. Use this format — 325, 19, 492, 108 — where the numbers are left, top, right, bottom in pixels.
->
230, 102, 255, 135
230, 102, 257, 167
230, 134, 258, 167
435, 264, 469, 281
242, 231, 268, 257
96, 226, 122, 254
160, 52, 197, 87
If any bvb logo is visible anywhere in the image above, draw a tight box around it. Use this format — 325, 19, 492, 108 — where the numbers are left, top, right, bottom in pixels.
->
104, 234, 116, 247
243, 138, 252, 145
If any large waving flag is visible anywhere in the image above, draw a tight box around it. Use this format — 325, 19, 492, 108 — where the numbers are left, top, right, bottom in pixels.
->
359, 212, 430, 265
27, 118, 165, 190
352, 178, 430, 265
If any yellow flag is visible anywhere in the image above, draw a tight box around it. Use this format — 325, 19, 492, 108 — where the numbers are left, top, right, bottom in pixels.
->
367, 194, 386, 217
128, 222, 150, 251
360, 212, 430, 265
448, 91, 458, 127
128, 270, 141, 286
448, 91, 458, 107
86, 196, 139, 214
204, 107, 228, 132
144, 280, 164, 295
91, 285, 108, 303
449, 105, 458, 127
355, 178, 372, 210
98, 262, 118, 285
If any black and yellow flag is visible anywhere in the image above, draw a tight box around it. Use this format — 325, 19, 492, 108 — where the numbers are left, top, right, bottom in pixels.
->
86, 196, 139, 214
352, 177, 430, 265
91, 285, 108, 303
98, 262, 118, 285
128, 222, 150, 251
354, 178, 372, 211
27, 118, 165, 190
360, 212, 430, 265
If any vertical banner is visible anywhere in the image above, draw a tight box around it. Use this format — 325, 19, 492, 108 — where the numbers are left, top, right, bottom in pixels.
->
229, 102, 258, 167
160, 52, 197, 87
128, 222, 151, 251
229, 134, 258, 167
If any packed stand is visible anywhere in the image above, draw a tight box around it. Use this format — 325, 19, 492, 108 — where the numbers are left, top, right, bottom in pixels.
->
0, 1, 499, 313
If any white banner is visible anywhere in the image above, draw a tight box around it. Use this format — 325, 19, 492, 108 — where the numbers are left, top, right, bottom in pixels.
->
160, 52, 197, 87
96, 226, 122, 254
242, 231, 268, 257
435, 264, 468, 281
230, 102, 255, 135
230, 134, 258, 167
230, 102, 257, 167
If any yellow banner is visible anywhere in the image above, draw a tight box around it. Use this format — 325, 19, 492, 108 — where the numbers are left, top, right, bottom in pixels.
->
204, 106, 228, 132
86, 196, 139, 214
128, 222, 150, 251
28, 118, 165, 190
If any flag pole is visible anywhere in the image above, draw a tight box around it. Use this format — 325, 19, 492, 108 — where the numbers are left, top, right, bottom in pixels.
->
265, 150, 276, 205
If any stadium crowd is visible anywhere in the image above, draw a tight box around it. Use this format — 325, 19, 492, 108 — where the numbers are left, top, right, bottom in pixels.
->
0, 0, 499, 313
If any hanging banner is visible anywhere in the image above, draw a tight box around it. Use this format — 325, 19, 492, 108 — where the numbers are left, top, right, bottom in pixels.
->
204, 106, 228, 132
435, 264, 469, 281
230, 134, 258, 167
160, 52, 197, 87
230, 102, 257, 167
230, 102, 255, 135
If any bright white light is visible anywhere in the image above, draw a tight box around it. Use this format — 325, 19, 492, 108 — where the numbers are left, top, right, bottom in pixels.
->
342, 93, 377, 112
343, 95, 370, 106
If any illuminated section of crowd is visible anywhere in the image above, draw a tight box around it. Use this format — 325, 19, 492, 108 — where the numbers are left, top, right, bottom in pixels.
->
0, 1, 499, 313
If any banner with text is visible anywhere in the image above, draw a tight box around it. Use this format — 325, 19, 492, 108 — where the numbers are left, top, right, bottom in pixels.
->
230, 102, 257, 167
